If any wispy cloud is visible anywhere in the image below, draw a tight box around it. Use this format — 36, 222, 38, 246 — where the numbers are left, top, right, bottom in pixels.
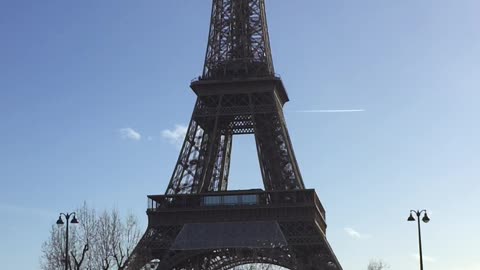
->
162, 125, 188, 147
295, 109, 365, 113
344, 227, 371, 239
411, 253, 436, 263
119, 128, 142, 141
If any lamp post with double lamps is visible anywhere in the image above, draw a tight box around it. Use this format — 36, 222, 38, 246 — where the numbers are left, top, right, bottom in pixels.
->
56, 212, 79, 270
408, 209, 430, 270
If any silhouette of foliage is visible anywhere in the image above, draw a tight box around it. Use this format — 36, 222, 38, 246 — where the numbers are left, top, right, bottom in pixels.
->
367, 259, 390, 270
40, 202, 141, 270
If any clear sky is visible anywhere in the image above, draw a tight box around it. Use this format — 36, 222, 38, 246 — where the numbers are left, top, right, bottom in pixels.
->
1, 1, 479, 269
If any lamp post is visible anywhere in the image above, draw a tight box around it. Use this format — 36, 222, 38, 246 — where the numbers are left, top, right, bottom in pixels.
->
56, 212, 79, 270
408, 210, 430, 270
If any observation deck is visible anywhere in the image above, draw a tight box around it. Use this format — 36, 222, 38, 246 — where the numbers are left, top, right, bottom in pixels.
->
190, 75, 290, 106
147, 189, 328, 246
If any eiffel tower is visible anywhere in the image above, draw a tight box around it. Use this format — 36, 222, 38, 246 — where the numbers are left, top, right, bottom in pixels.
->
126, 1, 343, 269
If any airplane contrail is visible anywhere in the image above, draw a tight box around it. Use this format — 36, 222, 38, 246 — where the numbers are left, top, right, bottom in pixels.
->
294, 109, 366, 113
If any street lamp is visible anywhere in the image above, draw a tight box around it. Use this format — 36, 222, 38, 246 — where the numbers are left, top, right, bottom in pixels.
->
56, 212, 79, 270
408, 210, 430, 270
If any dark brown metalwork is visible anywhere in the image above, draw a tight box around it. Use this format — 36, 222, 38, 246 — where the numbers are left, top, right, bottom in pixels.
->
203, 0, 274, 80
166, 78, 303, 195
126, 0, 343, 269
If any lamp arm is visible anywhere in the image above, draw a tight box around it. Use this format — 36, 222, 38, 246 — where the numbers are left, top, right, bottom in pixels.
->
410, 209, 428, 217
60, 212, 77, 220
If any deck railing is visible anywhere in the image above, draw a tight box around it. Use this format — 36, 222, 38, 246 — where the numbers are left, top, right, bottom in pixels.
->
147, 189, 325, 220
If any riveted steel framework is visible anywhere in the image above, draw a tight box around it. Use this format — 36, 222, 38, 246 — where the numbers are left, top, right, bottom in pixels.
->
203, 0, 274, 80
166, 82, 305, 195
126, 0, 343, 269
127, 190, 341, 270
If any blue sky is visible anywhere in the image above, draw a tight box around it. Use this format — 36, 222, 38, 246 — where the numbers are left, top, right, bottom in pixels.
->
1, 0, 479, 269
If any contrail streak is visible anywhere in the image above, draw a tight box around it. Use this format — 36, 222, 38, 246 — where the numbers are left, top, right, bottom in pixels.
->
294, 109, 365, 113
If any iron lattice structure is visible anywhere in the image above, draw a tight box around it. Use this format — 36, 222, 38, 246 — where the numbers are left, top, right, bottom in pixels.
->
165, 0, 303, 195
202, 0, 274, 80
126, 1, 343, 269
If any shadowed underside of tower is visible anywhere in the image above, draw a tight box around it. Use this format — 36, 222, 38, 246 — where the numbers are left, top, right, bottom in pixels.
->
126, 1, 343, 269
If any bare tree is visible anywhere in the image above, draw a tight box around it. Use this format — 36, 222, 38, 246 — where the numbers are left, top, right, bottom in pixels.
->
41, 203, 142, 270
40, 225, 65, 270
70, 202, 96, 270
95, 210, 115, 270
367, 259, 389, 270
112, 212, 142, 270
41, 202, 97, 270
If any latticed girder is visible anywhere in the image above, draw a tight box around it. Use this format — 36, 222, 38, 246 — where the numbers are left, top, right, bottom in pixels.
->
165, 90, 305, 195
125, 242, 340, 270
125, 190, 342, 270
203, 0, 274, 79
170, 248, 296, 270
127, 0, 344, 268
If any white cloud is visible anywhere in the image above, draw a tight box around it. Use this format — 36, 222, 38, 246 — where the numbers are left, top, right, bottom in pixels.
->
295, 109, 365, 113
344, 227, 371, 239
119, 128, 142, 141
162, 125, 188, 147
411, 253, 437, 263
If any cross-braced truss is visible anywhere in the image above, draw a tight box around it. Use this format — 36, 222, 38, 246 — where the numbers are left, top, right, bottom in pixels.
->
203, 0, 274, 79
127, 233, 339, 270
126, 0, 343, 269
165, 91, 305, 195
